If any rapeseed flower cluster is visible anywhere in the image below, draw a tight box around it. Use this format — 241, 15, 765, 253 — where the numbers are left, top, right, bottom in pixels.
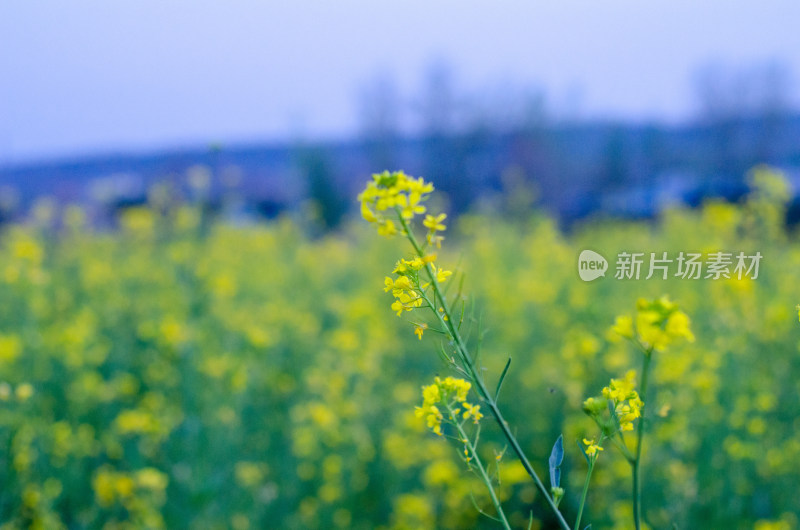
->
359, 171, 453, 331
384, 256, 452, 318
415, 377, 483, 436
358, 170, 434, 237
601, 370, 644, 432
611, 296, 695, 351
385, 272, 425, 316
582, 371, 644, 441
586, 297, 696, 528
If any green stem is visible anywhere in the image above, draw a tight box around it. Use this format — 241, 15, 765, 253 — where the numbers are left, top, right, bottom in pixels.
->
397, 212, 571, 530
573, 459, 595, 530
632, 350, 653, 530
607, 435, 635, 464
446, 404, 512, 530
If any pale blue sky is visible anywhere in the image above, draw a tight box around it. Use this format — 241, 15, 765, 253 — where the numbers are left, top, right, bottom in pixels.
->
1, 1, 799, 164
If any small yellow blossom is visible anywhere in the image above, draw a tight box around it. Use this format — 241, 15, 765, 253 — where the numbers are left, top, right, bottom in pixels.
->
93, 467, 136, 507
417, 404, 443, 435
0, 334, 22, 362
435, 376, 471, 402
377, 219, 398, 237
611, 315, 634, 339
462, 403, 483, 423
435, 267, 452, 283
583, 438, 604, 458
397, 193, 426, 220
360, 201, 377, 223
611, 296, 694, 351
423, 213, 447, 232
391, 300, 406, 316
135, 468, 169, 491
395, 257, 425, 273
427, 233, 445, 248
392, 275, 414, 292
393, 260, 409, 274
15, 383, 34, 401
422, 384, 441, 404
665, 310, 695, 342
414, 324, 427, 340
386, 273, 423, 316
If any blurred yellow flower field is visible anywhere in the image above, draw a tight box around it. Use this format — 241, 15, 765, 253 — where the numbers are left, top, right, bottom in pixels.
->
0, 168, 798, 529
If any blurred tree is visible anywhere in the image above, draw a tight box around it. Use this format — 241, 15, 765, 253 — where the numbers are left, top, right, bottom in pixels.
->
693, 60, 792, 180
417, 61, 470, 213
297, 148, 347, 230
358, 72, 401, 170
0, 185, 19, 225
752, 62, 792, 164
419, 60, 458, 137
693, 62, 743, 179
598, 125, 628, 190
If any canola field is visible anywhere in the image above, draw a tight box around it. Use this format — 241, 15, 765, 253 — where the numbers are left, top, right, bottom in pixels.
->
0, 169, 799, 529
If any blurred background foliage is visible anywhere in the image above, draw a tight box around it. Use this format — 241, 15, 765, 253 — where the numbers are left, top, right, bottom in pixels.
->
0, 168, 798, 529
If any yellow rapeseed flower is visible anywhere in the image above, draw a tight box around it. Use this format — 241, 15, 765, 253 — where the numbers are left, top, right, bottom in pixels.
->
377, 219, 398, 237
423, 213, 447, 232
435, 267, 452, 283
583, 438, 604, 458
135, 468, 169, 491
0, 334, 22, 362
611, 296, 694, 351
15, 383, 34, 401
435, 376, 471, 402
611, 315, 634, 339
665, 310, 695, 343
600, 371, 643, 432
357, 171, 434, 236
416, 377, 478, 435
462, 403, 483, 423
397, 193, 426, 220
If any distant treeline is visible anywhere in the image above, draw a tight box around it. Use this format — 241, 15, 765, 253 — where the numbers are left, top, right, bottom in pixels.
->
1, 113, 800, 229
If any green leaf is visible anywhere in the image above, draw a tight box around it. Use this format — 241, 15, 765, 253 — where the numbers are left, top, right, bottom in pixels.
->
436, 342, 450, 364
549, 434, 564, 489
474, 314, 484, 367
494, 357, 512, 400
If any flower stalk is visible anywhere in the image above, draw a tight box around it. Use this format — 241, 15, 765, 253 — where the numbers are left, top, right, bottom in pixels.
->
444, 402, 511, 530
360, 172, 695, 530
605, 296, 694, 530
396, 211, 571, 530
573, 456, 596, 530
632, 348, 652, 530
